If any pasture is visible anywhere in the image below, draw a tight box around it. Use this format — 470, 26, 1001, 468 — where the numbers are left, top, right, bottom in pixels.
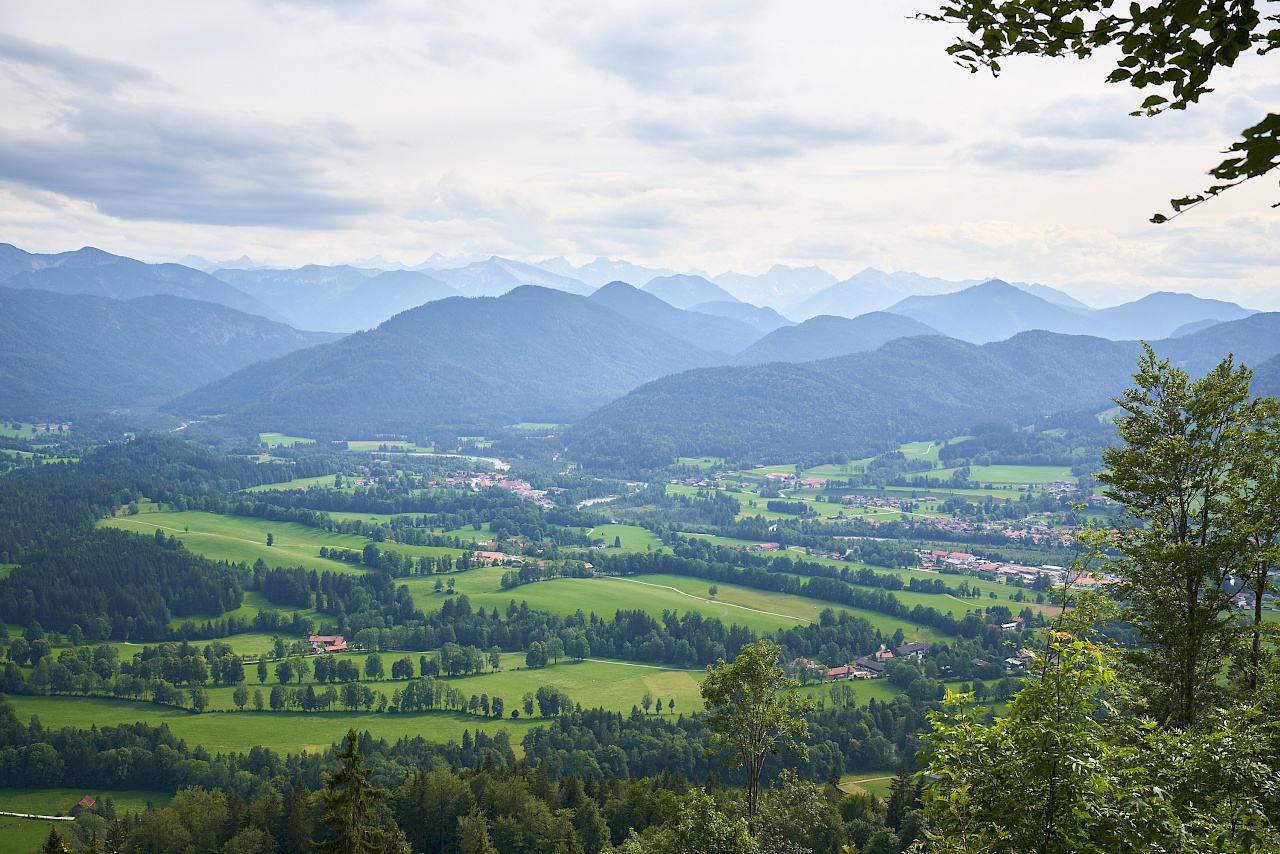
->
586, 524, 665, 552
100, 510, 465, 575
244, 473, 347, 493
5, 695, 534, 756
257, 432, 315, 448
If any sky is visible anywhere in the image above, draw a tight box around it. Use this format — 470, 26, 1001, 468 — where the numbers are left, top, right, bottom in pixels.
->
0, 0, 1277, 309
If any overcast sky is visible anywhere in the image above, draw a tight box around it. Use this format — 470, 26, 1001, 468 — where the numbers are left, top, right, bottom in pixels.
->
1, 0, 1277, 308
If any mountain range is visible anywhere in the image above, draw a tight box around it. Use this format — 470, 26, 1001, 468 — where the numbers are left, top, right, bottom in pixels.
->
5, 241, 1274, 467
0, 286, 338, 416
567, 312, 1280, 469
163, 286, 717, 434
0, 244, 284, 322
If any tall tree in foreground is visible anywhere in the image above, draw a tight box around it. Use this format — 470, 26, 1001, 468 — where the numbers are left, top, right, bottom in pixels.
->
1229, 395, 1280, 692
318, 728, 389, 854
700, 639, 816, 834
1098, 345, 1258, 727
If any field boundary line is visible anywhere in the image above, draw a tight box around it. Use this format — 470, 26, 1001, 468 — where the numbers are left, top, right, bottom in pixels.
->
608, 576, 810, 624
0, 811, 74, 821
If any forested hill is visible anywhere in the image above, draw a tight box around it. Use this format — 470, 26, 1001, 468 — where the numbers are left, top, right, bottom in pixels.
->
567, 315, 1280, 470
733, 312, 941, 365
0, 286, 340, 417
165, 285, 716, 435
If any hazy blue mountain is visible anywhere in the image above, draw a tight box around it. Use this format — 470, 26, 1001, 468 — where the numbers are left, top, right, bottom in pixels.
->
1158, 312, 1280, 376
568, 332, 1139, 470
1169, 318, 1223, 337
1253, 352, 1280, 398
886, 281, 1257, 343
1092, 291, 1254, 340
688, 300, 795, 333
566, 315, 1280, 470
588, 281, 763, 354
641, 274, 740, 309
733, 312, 941, 365
787, 268, 974, 320
1011, 282, 1092, 310
166, 286, 714, 434
0, 245, 285, 322
885, 280, 1096, 343
0, 286, 339, 416
536, 256, 676, 288
216, 265, 458, 332
713, 264, 838, 307
431, 257, 593, 297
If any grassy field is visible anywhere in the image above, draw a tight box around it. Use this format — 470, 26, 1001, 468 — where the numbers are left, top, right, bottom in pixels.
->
244, 473, 345, 493
0, 788, 171, 817
5, 695, 534, 756
586, 524, 666, 552
839, 773, 895, 799
258, 432, 315, 448
101, 510, 465, 575
0, 788, 171, 852
675, 457, 724, 470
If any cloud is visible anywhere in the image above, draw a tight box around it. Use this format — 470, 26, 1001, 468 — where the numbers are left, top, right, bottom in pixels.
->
0, 98, 380, 228
1015, 96, 1157, 142
0, 36, 379, 228
557, 1, 762, 96
967, 140, 1113, 172
0, 32, 164, 95
627, 107, 941, 162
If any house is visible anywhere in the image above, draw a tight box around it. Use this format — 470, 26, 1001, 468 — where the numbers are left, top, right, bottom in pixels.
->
309, 634, 348, 654
895, 641, 932, 659
825, 665, 852, 681
854, 656, 886, 675
70, 796, 95, 816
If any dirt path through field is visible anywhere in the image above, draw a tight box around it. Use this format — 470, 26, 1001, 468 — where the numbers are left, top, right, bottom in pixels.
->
608, 576, 810, 624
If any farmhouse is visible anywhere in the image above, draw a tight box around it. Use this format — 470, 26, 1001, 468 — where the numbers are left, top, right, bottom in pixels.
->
309, 634, 348, 654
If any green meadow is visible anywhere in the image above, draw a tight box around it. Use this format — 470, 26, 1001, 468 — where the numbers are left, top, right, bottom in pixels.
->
100, 510, 465, 575
4, 695, 534, 756
585, 524, 666, 552
257, 432, 315, 448
244, 473, 347, 493
0, 788, 170, 817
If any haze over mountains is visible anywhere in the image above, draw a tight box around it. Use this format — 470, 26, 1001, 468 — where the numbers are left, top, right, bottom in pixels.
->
5, 240, 1276, 468
0, 286, 338, 416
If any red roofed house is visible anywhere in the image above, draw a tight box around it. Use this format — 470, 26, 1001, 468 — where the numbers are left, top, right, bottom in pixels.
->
309, 635, 348, 654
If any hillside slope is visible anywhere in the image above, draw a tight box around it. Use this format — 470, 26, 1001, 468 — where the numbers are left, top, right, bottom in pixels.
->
0, 287, 339, 416
588, 281, 762, 354
567, 317, 1280, 469
166, 286, 714, 434
733, 312, 941, 365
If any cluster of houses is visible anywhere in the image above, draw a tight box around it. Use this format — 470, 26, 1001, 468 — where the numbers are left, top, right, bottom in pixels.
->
904, 512, 1080, 546
792, 641, 934, 680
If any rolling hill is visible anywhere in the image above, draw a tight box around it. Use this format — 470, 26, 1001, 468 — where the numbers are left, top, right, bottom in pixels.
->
733, 312, 940, 365
588, 281, 763, 354
165, 286, 715, 434
884, 280, 1254, 343
688, 300, 795, 333
0, 287, 339, 416
566, 314, 1280, 469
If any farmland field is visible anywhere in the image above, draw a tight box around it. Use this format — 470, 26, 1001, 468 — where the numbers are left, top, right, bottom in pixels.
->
100, 510, 465, 574
585, 524, 665, 552
257, 432, 315, 448
4, 695, 534, 756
